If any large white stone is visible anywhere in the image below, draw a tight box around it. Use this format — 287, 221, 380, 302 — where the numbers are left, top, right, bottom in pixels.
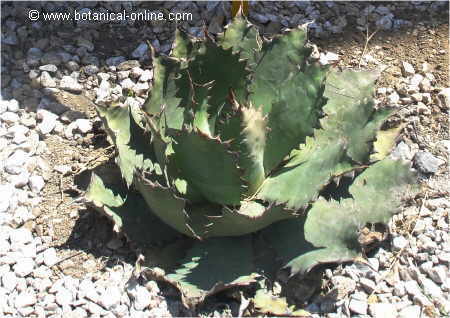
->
14, 290, 37, 308
13, 257, 35, 277
42, 247, 58, 267
28, 175, 45, 193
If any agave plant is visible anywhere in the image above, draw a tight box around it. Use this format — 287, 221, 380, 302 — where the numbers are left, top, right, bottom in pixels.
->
85, 15, 417, 308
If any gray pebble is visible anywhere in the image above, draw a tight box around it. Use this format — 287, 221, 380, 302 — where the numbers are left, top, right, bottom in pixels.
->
131, 42, 149, 59
39, 64, 58, 73
28, 175, 45, 193
414, 151, 444, 174
60, 76, 83, 93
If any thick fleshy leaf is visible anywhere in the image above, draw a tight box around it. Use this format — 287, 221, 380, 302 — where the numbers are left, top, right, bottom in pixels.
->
97, 105, 155, 186
188, 39, 249, 114
249, 26, 311, 114
257, 138, 353, 210
143, 54, 182, 120
147, 236, 259, 308
323, 70, 391, 163
172, 28, 194, 61
134, 176, 198, 238
171, 129, 245, 205
219, 13, 261, 68
371, 123, 406, 161
263, 64, 327, 172
203, 201, 296, 237
216, 106, 266, 195
86, 173, 180, 245
262, 158, 418, 277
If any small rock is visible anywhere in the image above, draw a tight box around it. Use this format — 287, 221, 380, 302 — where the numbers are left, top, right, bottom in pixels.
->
0, 101, 8, 114
404, 280, 422, 296
83, 64, 99, 76
390, 142, 412, 160
33, 266, 52, 279
14, 290, 37, 308
39, 64, 58, 73
393, 281, 406, 297
117, 70, 130, 80
251, 12, 269, 24
54, 165, 71, 175
66, 61, 80, 71
85, 301, 107, 315
39, 71, 57, 88
42, 247, 58, 267
120, 78, 135, 90
60, 76, 83, 93
118, 60, 140, 71
392, 236, 408, 251
398, 305, 421, 318
319, 52, 339, 65
6, 99, 19, 112
99, 287, 122, 310
151, 38, 161, 52
75, 119, 92, 134
97, 72, 110, 82
9, 228, 33, 245
376, 15, 393, 30
387, 91, 400, 104
422, 93, 432, 104
131, 67, 144, 78
369, 303, 397, 318
106, 56, 126, 67
419, 78, 432, 92
55, 288, 73, 306
421, 62, 432, 73
5, 149, 29, 175
132, 82, 150, 96
2, 31, 18, 45
13, 257, 35, 277
78, 278, 99, 303
359, 277, 376, 293
139, 69, 153, 82
421, 278, 442, 298
414, 151, 445, 174
401, 61, 415, 77
27, 47, 43, 60
41, 52, 62, 65
2, 271, 18, 292
330, 276, 356, 299
95, 80, 111, 106
132, 42, 149, 59
437, 87, 450, 109
28, 175, 45, 193
349, 298, 368, 315
1, 111, 20, 124
36, 109, 58, 135
409, 74, 424, 86
411, 93, 422, 102
428, 266, 447, 284
67, 307, 89, 318
77, 38, 94, 52
128, 284, 152, 311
